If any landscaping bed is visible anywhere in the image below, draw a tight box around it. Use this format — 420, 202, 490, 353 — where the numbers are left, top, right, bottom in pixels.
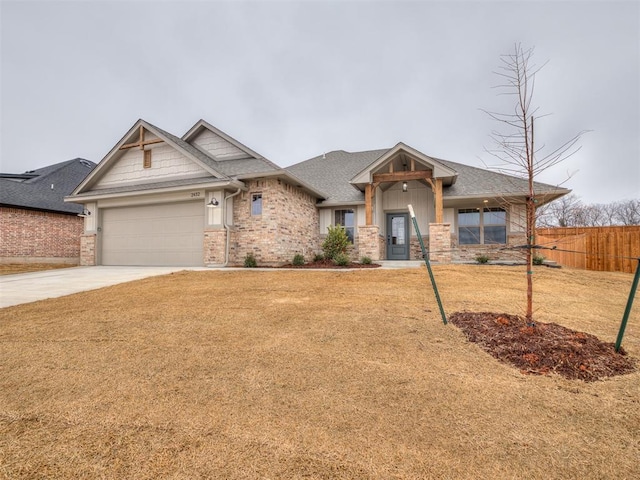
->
449, 311, 636, 381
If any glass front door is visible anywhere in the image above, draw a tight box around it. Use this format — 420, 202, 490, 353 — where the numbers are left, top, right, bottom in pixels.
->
386, 213, 409, 260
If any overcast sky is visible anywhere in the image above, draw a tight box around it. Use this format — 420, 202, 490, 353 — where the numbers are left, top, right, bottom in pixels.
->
1, 0, 638, 203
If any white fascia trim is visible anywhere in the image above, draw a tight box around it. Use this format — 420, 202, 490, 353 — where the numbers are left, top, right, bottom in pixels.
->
182, 119, 281, 168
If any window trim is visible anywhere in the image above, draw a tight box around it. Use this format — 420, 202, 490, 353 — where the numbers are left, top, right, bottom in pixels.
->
251, 193, 262, 216
458, 207, 507, 245
334, 208, 355, 243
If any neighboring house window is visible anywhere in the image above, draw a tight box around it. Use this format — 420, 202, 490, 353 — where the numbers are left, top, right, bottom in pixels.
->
335, 209, 355, 243
251, 193, 262, 216
143, 150, 152, 168
458, 208, 506, 245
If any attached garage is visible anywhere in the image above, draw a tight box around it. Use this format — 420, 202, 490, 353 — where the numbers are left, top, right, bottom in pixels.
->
100, 201, 204, 266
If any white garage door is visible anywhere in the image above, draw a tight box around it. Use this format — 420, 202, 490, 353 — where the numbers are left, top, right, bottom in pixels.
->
101, 202, 204, 266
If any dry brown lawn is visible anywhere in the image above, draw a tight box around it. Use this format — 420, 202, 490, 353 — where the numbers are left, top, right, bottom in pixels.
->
0, 263, 75, 276
1, 265, 638, 479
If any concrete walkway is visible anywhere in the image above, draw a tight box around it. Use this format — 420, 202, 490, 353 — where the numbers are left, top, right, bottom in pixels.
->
0, 261, 424, 309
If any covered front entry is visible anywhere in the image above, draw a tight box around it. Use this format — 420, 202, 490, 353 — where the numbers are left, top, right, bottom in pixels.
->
100, 201, 204, 266
386, 212, 409, 260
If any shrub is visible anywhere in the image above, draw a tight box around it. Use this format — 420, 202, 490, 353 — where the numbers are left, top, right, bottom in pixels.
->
322, 225, 350, 260
360, 256, 372, 265
292, 253, 305, 266
243, 253, 257, 268
476, 254, 490, 264
333, 253, 350, 266
533, 255, 545, 265
313, 253, 325, 263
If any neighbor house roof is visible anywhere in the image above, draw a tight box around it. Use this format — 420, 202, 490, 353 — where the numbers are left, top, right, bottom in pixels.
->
287, 148, 569, 205
0, 158, 95, 214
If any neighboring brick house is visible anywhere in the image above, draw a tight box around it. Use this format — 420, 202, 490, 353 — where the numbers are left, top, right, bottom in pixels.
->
66, 119, 569, 266
0, 159, 96, 264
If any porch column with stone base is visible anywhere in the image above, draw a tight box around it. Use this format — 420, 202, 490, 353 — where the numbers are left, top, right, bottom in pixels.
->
358, 225, 382, 261
204, 228, 227, 266
428, 223, 451, 263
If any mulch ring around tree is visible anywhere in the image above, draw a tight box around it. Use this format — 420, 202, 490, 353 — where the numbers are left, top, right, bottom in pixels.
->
449, 312, 636, 382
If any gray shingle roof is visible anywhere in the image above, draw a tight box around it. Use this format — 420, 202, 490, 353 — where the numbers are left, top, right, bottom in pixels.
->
287, 149, 388, 203
0, 159, 95, 214
287, 148, 567, 204
436, 159, 567, 198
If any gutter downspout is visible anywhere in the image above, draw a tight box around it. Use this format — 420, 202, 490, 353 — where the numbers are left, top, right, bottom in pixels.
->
222, 188, 242, 267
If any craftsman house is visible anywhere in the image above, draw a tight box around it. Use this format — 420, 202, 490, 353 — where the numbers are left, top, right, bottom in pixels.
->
66, 119, 569, 266
1, 158, 95, 264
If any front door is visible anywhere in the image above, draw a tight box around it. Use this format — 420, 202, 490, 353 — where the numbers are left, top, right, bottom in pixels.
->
386, 213, 409, 260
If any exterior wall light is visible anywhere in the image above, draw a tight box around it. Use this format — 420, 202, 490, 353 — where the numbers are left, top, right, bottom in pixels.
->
207, 198, 220, 208
78, 208, 91, 217
402, 181, 408, 192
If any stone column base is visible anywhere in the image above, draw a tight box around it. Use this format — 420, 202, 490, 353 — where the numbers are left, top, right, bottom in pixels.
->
204, 228, 227, 265
428, 223, 451, 263
80, 233, 97, 266
358, 225, 382, 260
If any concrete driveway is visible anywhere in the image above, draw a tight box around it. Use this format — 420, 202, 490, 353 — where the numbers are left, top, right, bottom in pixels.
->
0, 266, 209, 308
0, 261, 425, 309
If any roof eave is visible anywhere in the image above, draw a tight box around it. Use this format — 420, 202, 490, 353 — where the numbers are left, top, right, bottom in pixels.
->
65, 179, 246, 203
234, 170, 327, 200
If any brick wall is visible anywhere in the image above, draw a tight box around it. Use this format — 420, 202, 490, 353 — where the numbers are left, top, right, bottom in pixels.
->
231, 178, 320, 265
0, 207, 83, 263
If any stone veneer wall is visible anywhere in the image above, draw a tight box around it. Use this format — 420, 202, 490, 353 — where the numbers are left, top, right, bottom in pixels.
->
450, 233, 527, 262
357, 225, 381, 260
0, 207, 84, 264
428, 223, 451, 263
80, 233, 97, 266
231, 178, 320, 265
409, 236, 429, 260
203, 228, 227, 265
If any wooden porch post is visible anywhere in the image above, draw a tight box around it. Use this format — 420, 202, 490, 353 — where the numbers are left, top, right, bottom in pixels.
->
434, 178, 443, 223
365, 184, 373, 225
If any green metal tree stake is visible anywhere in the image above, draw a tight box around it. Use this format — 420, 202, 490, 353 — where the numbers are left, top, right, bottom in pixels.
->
615, 258, 640, 353
408, 205, 447, 325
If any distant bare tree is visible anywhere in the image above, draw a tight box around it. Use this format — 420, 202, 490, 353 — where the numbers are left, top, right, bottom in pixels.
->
537, 193, 582, 227
539, 196, 640, 227
614, 199, 640, 225
483, 44, 586, 324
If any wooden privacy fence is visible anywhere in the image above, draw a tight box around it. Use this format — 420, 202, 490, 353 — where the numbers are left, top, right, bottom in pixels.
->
536, 226, 640, 273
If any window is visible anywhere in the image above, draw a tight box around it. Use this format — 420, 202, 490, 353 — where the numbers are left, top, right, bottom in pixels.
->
143, 149, 152, 169
251, 193, 262, 216
335, 209, 355, 243
483, 208, 507, 244
458, 208, 506, 245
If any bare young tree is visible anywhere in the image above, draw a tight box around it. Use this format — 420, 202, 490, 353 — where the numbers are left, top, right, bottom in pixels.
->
483, 44, 586, 323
